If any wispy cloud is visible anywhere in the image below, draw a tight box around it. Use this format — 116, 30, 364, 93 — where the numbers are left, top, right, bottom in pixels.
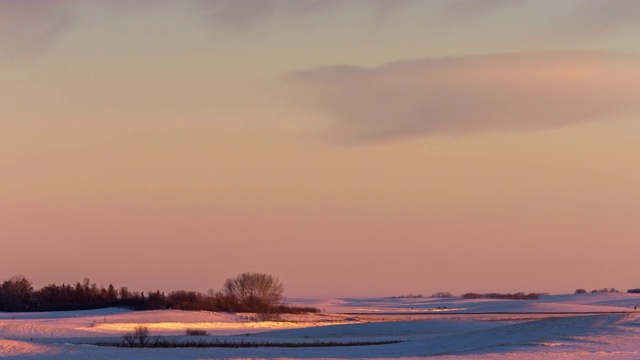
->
0, 0, 177, 61
2, 0, 638, 63
198, 0, 413, 29
0, 0, 72, 61
548, 0, 640, 41
197, 0, 520, 29
443, 0, 526, 21
197, 0, 279, 29
286, 51, 640, 143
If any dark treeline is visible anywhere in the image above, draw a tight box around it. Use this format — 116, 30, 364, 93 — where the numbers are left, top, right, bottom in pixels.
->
461, 292, 542, 300
0, 275, 318, 314
574, 288, 620, 294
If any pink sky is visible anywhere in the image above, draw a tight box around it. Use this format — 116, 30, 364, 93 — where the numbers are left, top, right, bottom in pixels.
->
2, 0, 640, 297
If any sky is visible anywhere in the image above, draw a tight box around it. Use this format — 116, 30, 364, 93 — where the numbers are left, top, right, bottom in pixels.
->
2, 0, 640, 298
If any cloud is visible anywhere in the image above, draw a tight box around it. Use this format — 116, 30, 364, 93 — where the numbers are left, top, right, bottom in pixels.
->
286, 0, 350, 13
443, 0, 526, 21
97, 0, 174, 10
198, 0, 519, 29
198, 0, 413, 29
0, 0, 72, 61
197, 0, 279, 28
197, 0, 350, 29
408, 0, 525, 32
0, 0, 176, 61
548, 0, 640, 41
286, 51, 640, 143
2, 0, 638, 63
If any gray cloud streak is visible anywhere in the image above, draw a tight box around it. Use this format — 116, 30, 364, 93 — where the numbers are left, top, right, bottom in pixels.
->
0, 0, 72, 61
286, 51, 640, 143
443, 0, 526, 20
2, 0, 639, 63
199, 0, 520, 29
549, 0, 640, 41
199, 0, 279, 28
198, 0, 413, 29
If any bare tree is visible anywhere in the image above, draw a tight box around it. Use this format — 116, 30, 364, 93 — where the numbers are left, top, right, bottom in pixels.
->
0, 275, 34, 311
122, 326, 150, 347
223, 272, 284, 312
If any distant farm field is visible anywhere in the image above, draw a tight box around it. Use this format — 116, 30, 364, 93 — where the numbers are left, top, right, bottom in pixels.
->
1, 293, 640, 359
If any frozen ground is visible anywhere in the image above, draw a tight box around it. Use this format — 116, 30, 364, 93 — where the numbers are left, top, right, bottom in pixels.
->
1, 293, 639, 359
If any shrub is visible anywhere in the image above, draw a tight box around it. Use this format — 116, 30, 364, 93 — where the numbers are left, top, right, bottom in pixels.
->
390, 294, 423, 298
461, 292, 539, 300
223, 272, 284, 313
122, 326, 150, 347
254, 311, 281, 321
94, 338, 404, 348
574, 289, 587, 294
590, 288, 618, 293
273, 305, 319, 314
185, 329, 207, 336
461, 292, 483, 299
627, 288, 640, 294
431, 292, 454, 298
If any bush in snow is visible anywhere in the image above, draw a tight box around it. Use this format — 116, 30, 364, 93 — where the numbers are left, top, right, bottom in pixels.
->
185, 329, 207, 336
122, 326, 150, 347
431, 292, 454, 298
223, 272, 285, 313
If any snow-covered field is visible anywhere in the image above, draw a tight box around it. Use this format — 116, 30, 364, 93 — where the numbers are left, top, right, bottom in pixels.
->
1, 293, 640, 359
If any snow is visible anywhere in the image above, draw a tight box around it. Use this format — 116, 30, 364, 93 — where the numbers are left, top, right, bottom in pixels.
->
297, 292, 640, 314
0, 293, 639, 359
0, 339, 59, 357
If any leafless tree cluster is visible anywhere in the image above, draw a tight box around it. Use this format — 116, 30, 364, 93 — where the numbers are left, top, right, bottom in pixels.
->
0, 272, 311, 315
223, 272, 285, 313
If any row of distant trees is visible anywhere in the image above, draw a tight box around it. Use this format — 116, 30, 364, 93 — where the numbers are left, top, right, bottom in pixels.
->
461, 292, 543, 300
574, 288, 619, 294
396, 289, 640, 300
390, 292, 542, 299
575, 288, 640, 294
0, 273, 318, 315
